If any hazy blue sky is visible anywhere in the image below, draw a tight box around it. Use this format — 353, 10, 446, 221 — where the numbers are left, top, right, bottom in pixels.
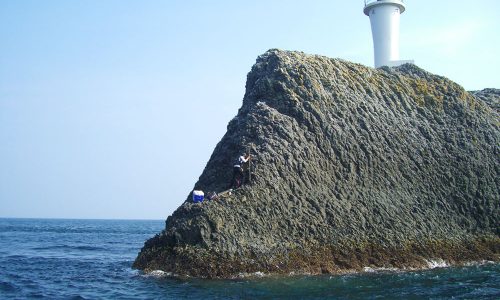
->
1, 0, 499, 219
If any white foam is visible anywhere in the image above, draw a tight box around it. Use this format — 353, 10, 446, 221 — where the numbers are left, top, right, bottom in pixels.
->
464, 260, 495, 267
234, 271, 266, 279
363, 266, 400, 273
143, 270, 172, 278
425, 259, 448, 269
253, 271, 265, 277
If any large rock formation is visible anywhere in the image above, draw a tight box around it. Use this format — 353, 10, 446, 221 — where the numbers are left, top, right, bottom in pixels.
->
134, 50, 500, 278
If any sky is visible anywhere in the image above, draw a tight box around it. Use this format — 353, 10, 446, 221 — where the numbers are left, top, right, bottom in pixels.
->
1, 0, 499, 220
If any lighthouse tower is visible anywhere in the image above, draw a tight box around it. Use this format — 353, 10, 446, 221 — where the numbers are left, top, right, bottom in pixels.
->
364, 0, 413, 68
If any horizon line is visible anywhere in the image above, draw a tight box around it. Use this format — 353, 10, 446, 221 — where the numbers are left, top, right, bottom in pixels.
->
0, 216, 164, 221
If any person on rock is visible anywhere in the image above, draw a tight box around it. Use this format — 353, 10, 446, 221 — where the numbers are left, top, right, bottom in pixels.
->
231, 153, 251, 189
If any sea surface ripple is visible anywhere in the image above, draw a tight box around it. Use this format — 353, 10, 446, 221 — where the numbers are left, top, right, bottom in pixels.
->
0, 218, 498, 299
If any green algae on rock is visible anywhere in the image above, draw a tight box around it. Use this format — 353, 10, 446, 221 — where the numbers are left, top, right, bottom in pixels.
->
133, 50, 500, 278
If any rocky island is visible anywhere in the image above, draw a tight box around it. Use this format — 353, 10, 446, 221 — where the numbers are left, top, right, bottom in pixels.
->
133, 50, 499, 278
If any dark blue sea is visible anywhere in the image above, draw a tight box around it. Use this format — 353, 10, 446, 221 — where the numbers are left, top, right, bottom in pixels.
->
0, 218, 498, 299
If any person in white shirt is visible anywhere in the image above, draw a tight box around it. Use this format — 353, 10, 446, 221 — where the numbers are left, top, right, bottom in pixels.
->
231, 153, 251, 189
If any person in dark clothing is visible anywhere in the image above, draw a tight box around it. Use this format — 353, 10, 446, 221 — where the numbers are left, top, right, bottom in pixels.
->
231, 153, 251, 189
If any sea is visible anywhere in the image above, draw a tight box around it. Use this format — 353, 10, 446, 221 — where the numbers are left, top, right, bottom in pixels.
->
0, 218, 498, 299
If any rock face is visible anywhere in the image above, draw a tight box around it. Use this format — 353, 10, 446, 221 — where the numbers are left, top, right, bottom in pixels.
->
134, 50, 500, 278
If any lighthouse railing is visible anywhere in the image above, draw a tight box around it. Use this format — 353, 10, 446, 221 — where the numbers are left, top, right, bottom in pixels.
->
365, 0, 404, 6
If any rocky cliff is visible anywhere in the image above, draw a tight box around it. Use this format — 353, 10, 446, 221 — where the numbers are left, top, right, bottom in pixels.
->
134, 50, 500, 278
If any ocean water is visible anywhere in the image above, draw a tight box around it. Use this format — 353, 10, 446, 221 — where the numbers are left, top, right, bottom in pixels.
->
0, 218, 498, 299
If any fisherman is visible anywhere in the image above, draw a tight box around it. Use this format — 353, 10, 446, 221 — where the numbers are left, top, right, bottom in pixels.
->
231, 153, 251, 189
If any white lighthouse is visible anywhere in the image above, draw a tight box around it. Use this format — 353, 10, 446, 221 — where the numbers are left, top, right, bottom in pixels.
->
364, 0, 413, 68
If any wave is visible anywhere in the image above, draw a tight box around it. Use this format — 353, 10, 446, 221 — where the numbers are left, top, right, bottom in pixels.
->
68, 295, 88, 300
234, 271, 266, 279
425, 259, 449, 269
141, 270, 173, 278
141, 269, 269, 280
363, 266, 401, 273
360, 259, 497, 274
0, 281, 19, 292
31, 245, 108, 251
464, 260, 496, 267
